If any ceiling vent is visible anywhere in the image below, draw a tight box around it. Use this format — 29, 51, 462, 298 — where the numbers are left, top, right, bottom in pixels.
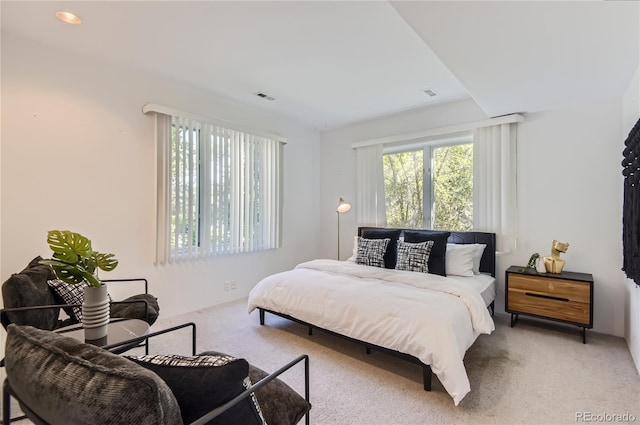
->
254, 92, 276, 101
423, 88, 438, 98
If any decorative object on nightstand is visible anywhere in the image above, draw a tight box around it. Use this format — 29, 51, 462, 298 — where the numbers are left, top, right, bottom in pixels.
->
336, 197, 351, 260
505, 265, 593, 343
521, 253, 541, 274
543, 239, 570, 273
40, 230, 119, 341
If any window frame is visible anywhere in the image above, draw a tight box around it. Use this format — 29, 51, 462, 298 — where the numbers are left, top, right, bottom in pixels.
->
151, 107, 285, 264
383, 133, 473, 230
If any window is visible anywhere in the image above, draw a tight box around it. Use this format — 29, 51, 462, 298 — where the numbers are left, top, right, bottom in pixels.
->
383, 141, 473, 231
356, 117, 520, 252
155, 112, 283, 262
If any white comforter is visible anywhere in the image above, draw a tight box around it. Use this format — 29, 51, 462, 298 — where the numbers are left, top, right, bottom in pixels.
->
247, 259, 495, 405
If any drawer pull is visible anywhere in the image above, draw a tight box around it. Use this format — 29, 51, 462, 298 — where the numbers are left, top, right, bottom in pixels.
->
525, 292, 569, 302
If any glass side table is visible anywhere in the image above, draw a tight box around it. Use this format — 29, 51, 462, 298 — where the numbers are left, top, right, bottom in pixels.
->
55, 318, 150, 351
55, 319, 197, 355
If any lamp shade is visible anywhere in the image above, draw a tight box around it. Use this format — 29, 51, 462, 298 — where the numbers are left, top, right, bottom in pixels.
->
336, 197, 351, 214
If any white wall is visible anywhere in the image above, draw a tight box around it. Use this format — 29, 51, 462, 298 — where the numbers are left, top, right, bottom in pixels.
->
0, 34, 321, 319
508, 98, 625, 336
320, 96, 627, 337
623, 63, 640, 373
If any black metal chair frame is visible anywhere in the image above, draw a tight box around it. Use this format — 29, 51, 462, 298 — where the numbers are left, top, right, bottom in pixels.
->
1, 277, 152, 329
1, 299, 150, 330
0, 301, 163, 424
0, 276, 155, 423
100, 277, 149, 295
1, 322, 310, 425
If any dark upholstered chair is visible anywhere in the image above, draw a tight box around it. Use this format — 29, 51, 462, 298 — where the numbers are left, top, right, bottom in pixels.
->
3, 325, 311, 425
1, 257, 159, 330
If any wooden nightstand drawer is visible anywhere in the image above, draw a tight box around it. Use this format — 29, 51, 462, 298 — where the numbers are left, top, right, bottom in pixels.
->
505, 266, 594, 343
508, 274, 591, 304
507, 288, 590, 324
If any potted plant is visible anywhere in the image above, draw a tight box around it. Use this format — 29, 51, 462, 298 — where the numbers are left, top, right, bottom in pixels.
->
40, 230, 118, 286
40, 230, 118, 340
520, 252, 542, 274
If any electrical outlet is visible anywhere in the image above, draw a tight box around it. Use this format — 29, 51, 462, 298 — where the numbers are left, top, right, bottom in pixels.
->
230, 280, 237, 290
224, 281, 230, 291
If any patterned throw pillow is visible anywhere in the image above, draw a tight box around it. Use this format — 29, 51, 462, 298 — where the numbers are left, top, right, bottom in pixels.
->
355, 238, 390, 268
127, 354, 266, 425
395, 240, 434, 273
47, 279, 89, 321
403, 230, 451, 276
360, 228, 402, 268
47, 279, 112, 322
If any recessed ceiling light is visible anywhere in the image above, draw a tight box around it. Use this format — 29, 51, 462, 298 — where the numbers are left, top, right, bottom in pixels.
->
56, 11, 82, 25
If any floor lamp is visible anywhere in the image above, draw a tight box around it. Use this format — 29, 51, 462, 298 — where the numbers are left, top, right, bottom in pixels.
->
336, 197, 351, 260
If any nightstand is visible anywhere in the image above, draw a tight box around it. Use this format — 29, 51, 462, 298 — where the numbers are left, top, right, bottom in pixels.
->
505, 265, 594, 343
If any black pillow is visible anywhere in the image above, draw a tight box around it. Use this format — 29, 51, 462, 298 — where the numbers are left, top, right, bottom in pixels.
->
403, 230, 451, 276
360, 228, 402, 269
127, 354, 265, 425
201, 350, 311, 425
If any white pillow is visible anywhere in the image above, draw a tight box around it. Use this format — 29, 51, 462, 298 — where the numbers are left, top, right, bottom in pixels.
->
472, 243, 487, 274
346, 236, 359, 262
445, 244, 476, 277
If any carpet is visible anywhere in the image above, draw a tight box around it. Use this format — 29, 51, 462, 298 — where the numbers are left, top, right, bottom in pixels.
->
5, 297, 639, 425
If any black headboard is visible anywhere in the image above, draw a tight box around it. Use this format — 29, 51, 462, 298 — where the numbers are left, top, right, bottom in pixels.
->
357, 227, 497, 277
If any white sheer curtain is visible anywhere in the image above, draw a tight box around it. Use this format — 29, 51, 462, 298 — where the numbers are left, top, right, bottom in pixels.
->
155, 113, 171, 264
356, 144, 386, 226
473, 123, 517, 253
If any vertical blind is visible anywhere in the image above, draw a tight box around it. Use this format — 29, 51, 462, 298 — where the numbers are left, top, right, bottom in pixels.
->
472, 123, 517, 253
356, 144, 386, 227
153, 110, 283, 263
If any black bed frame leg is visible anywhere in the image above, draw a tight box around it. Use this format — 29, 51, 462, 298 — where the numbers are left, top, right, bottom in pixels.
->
365, 346, 371, 355
308, 326, 313, 336
259, 309, 265, 326
423, 365, 432, 391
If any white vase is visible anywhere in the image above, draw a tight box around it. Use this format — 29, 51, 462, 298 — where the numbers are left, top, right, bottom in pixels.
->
82, 284, 110, 341
536, 258, 547, 274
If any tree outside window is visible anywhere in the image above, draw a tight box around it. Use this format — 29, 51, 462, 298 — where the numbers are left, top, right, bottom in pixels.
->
383, 142, 473, 231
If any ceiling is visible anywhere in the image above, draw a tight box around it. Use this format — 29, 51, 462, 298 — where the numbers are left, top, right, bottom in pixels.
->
1, 1, 638, 130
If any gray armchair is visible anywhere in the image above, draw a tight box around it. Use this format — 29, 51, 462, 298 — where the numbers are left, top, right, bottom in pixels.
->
3, 324, 311, 425
1, 257, 159, 330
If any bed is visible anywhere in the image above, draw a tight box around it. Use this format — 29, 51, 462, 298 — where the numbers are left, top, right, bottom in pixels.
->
248, 228, 496, 405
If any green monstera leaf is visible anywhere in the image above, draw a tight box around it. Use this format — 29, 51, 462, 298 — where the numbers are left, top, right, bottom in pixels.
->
40, 230, 118, 288
40, 258, 100, 286
94, 252, 118, 272
46, 230, 93, 264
